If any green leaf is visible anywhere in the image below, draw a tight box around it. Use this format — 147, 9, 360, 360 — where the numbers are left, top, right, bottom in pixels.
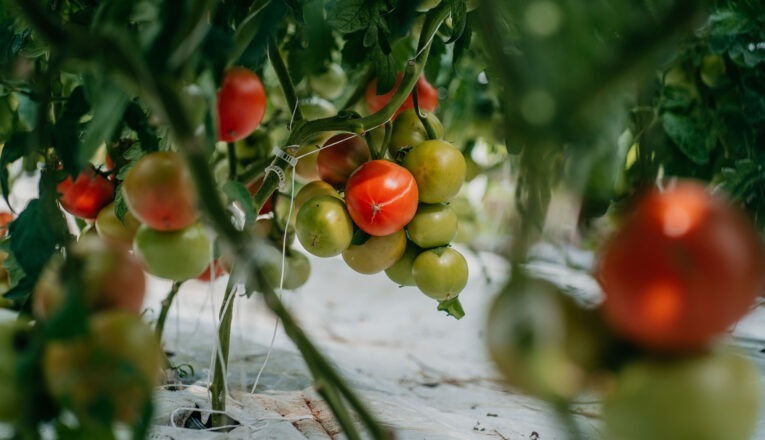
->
54, 86, 90, 176
0, 19, 29, 68
222, 181, 256, 227
124, 101, 160, 153
446, 0, 467, 43
113, 187, 128, 223
327, 0, 374, 34
425, 34, 446, 84
350, 228, 370, 245
0, 132, 26, 208
661, 111, 714, 165
8, 197, 69, 279
452, 18, 472, 68
80, 78, 130, 166
373, 47, 396, 93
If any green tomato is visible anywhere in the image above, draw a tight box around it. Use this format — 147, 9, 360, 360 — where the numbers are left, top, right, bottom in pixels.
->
385, 242, 422, 286
389, 109, 444, 157
406, 203, 458, 249
133, 222, 212, 280
296, 195, 354, 257
603, 348, 759, 440
255, 244, 311, 290
308, 63, 347, 101
403, 140, 466, 203
342, 229, 407, 274
294, 180, 341, 214
95, 202, 141, 246
700, 54, 726, 89
411, 247, 468, 300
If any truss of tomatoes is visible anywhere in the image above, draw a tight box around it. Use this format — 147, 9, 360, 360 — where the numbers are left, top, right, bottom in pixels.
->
294, 112, 469, 318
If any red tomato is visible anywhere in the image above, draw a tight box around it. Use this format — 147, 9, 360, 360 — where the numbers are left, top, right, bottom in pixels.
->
121, 152, 198, 231
344, 160, 419, 236
57, 166, 115, 219
596, 180, 765, 352
196, 259, 228, 282
316, 134, 371, 188
0, 212, 12, 237
365, 74, 438, 117
217, 67, 267, 142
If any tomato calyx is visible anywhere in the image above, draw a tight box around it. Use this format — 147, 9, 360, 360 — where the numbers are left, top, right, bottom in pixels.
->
437, 296, 465, 319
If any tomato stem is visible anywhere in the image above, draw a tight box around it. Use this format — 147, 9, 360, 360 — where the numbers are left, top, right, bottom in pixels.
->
155, 280, 183, 343
211, 275, 237, 428
437, 297, 465, 319
268, 37, 303, 125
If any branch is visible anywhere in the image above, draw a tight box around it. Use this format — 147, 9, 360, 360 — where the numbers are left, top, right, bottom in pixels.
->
268, 37, 303, 124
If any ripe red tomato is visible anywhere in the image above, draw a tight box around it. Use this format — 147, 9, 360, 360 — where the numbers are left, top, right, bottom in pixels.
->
344, 160, 419, 236
596, 180, 765, 352
217, 67, 267, 142
365, 74, 438, 117
316, 134, 371, 188
57, 166, 115, 219
0, 212, 13, 237
121, 152, 199, 231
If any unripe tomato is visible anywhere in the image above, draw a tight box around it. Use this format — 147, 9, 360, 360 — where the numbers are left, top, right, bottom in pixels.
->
385, 242, 422, 286
411, 247, 468, 301
122, 151, 199, 231
296, 195, 354, 257
308, 63, 347, 100
255, 245, 311, 290
57, 166, 115, 219
365, 74, 438, 117
44, 311, 162, 424
316, 134, 370, 188
406, 203, 458, 249
217, 67, 267, 142
403, 140, 466, 203
294, 144, 321, 182
344, 160, 419, 236
603, 348, 759, 440
95, 202, 141, 246
596, 180, 765, 352
342, 229, 407, 274
487, 277, 611, 402
389, 109, 444, 157
294, 180, 341, 214
133, 222, 212, 280
34, 235, 146, 318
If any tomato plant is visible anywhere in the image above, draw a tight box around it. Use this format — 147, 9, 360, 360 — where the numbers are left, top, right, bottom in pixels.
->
57, 166, 115, 220
365, 74, 438, 116
217, 67, 267, 142
316, 134, 371, 188
403, 140, 466, 204
596, 180, 765, 352
133, 222, 212, 281
122, 152, 199, 231
344, 160, 419, 236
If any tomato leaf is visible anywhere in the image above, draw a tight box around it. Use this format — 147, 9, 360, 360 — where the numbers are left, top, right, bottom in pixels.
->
123, 101, 160, 153
113, 187, 129, 224
54, 86, 90, 176
8, 196, 69, 280
452, 18, 472, 68
328, 0, 374, 34
446, 0, 468, 44
661, 111, 714, 165
0, 132, 27, 209
373, 47, 396, 93
0, 19, 29, 68
80, 77, 130, 166
222, 181, 255, 227
425, 34, 446, 85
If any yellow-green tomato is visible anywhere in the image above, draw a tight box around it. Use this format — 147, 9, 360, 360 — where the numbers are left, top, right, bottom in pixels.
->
389, 109, 444, 157
603, 348, 759, 440
296, 195, 354, 257
95, 202, 141, 246
342, 229, 407, 274
403, 140, 466, 203
294, 180, 341, 214
385, 242, 422, 286
133, 222, 212, 280
412, 247, 468, 300
256, 244, 311, 290
406, 203, 458, 249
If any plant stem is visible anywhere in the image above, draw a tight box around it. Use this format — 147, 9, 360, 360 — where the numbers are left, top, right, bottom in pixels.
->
268, 37, 303, 125
155, 281, 183, 342
211, 275, 238, 428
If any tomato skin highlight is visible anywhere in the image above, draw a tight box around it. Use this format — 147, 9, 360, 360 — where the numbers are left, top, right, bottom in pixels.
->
317, 134, 371, 188
344, 160, 419, 237
596, 180, 765, 352
365, 74, 438, 117
57, 166, 115, 219
217, 67, 267, 142
122, 152, 199, 231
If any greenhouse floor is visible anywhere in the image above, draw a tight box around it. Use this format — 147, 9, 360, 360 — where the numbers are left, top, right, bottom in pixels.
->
146, 244, 765, 439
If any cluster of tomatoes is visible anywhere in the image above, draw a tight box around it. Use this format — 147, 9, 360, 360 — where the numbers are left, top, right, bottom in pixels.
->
488, 180, 765, 439
292, 93, 470, 315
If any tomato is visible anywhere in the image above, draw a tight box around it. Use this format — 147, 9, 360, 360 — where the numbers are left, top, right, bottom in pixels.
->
196, 259, 228, 282
700, 54, 726, 88
406, 203, 458, 249
256, 245, 312, 290
133, 222, 212, 280
295, 144, 321, 182
44, 311, 162, 424
403, 140, 466, 203
122, 151, 199, 231
296, 195, 354, 257
0, 212, 12, 237
316, 134, 371, 188
34, 235, 146, 318
57, 166, 115, 219
385, 242, 421, 286
94, 202, 141, 246
365, 74, 438, 117
342, 229, 407, 274
344, 160, 419, 236
389, 109, 444, 157
411, 247, 468, 300
603, 348, 759, 440
294, 180, 341, 219
487, 276, 611, 402
309, 63, 347, 100
217, 67, 267, 142
596, 180, 765, 352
